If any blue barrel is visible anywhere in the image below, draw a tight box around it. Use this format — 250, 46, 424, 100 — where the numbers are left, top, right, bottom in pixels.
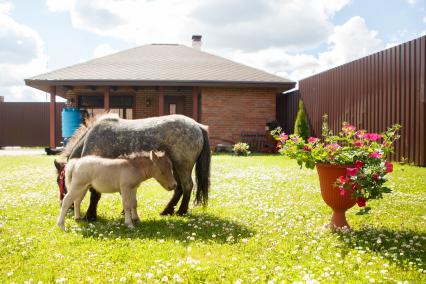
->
62, 108, 82, 138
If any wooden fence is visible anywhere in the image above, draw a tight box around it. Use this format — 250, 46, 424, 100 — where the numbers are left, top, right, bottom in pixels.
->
299, 36, 425, 166
0, 102, 65, 147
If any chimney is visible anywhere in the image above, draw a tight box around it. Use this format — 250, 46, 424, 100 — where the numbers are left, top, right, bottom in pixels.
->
192, 35, 202, 50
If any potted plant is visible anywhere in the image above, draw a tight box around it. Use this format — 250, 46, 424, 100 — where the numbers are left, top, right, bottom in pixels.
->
272, 122, 401, 229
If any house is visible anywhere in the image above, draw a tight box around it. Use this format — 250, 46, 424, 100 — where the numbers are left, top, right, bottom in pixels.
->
25, 36, 295, 149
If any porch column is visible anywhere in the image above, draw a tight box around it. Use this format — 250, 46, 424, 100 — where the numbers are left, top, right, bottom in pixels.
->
158, 86, 164, 116
192, 87, 199, 121
104, 86, 110, 112
49, 86, 56, 149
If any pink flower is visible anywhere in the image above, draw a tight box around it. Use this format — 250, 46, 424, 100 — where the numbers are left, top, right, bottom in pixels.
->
365, 133, 381, 141
356, 196, 367, 207
326, 143, 341, 152
340, 188, 349, 196
353, 160, 364, 169
355, 130, 364, 138
385, 162, 393, 173
307, 137, 318, 143
303, 145, 311, 152
370, 152, 382, 158
353, 140, 364, 147
279, 133, 288, 141
342, 125, 355, 134
347, 167, 359, 177
292, 137, 299, 142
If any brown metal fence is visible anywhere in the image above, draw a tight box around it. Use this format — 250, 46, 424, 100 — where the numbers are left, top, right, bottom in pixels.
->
0, 102, 65, 147
299, 36, 425, 166
276, 90, 300, 134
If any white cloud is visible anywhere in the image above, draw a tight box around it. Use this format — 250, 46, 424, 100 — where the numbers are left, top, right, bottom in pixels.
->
221, 16, 384, 81
406, 0, 417, 5
423, 16, 426, 24
93, 43, 117, 58
45, 0, 351, 51
0, 1, 49, 101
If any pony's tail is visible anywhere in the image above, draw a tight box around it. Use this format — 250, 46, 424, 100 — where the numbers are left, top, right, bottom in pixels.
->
195, 125, 211, 206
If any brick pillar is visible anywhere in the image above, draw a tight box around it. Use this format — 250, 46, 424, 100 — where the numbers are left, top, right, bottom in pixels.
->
49, 86, 56, 148
104, 86, 110, 112
158, 87, 164, 116
192, 87, 199, 121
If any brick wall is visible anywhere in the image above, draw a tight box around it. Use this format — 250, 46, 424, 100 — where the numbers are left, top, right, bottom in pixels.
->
200, 87, 277, 146
135, 88, 159, 118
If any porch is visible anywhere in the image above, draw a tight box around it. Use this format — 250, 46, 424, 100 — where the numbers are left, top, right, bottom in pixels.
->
48, 85, 200, 148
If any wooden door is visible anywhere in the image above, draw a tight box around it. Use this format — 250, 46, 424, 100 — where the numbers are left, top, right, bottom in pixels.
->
164, 96, 185, 115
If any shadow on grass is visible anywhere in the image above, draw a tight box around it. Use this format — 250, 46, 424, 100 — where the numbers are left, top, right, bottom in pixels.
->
74, 213, 255, 244
337, 226, 426, 269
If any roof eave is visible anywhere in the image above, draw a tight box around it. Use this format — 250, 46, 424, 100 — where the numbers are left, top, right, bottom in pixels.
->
25, 79, 296, 93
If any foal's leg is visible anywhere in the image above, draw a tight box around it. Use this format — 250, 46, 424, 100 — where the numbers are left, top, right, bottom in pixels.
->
74, 189, 88, 220
85, 188, 101, 221
121, 188, 134, 229
57, 187, 82, 230
130, 188, 141, 224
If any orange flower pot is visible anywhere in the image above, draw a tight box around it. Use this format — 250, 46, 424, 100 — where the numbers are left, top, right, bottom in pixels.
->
316, 163, 356, 229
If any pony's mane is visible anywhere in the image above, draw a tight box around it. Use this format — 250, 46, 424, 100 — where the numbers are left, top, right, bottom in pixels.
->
61, 113, 120, 158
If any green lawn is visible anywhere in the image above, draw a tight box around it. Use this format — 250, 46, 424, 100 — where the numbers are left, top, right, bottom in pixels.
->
0, 154, 425, 283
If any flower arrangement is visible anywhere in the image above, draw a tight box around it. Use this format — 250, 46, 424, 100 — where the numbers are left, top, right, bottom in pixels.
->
272, 123, 401, 208
233, 142, 251, 156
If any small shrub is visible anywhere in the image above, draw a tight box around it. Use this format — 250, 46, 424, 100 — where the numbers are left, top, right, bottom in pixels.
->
294, 99, 311, 140
233, 142, 251, 156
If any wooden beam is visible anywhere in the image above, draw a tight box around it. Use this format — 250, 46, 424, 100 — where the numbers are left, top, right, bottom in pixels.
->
158, 86, 164, 116
192, 87, 199, 121
49, 86, 56, 148
104, 86, 110, 112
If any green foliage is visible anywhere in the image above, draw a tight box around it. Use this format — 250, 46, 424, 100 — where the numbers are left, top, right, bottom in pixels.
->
233, 142, 251, 156
294, 99, 311, 140
0, 155, 425, 282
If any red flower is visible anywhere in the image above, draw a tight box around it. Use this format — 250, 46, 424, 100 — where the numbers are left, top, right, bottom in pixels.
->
355, 130, 364, 138
346, 167, 359, 177
372, 173, 380, 180
303, 145, 312, 152
385, 162, 393, 173
353, 160, 364, 169
356, 196, 367, 207
353, 140, 364, 147
338, 175, 347, 184
340, 188, 349, 196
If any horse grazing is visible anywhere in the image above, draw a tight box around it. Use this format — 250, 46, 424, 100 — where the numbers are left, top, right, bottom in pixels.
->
56, 151, 177, 230
57, 114, 210, 220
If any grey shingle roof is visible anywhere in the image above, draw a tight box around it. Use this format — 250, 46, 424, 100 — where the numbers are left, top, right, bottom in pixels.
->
26, 44, 294, 90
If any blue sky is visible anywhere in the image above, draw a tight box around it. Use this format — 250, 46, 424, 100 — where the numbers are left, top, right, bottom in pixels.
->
0, 0, 425, 101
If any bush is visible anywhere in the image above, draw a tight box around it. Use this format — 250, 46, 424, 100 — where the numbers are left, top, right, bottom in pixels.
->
233, 142, 251, 156
294, 99, 311, 140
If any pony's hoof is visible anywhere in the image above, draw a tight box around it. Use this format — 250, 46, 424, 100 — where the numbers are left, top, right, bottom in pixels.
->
160, 209, 174, 216
84, 214, 97, 222
125, 223, 135, 229
176, 210, 188, 216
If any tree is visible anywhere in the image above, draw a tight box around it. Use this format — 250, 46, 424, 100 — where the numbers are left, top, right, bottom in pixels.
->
294, 99, 311, 140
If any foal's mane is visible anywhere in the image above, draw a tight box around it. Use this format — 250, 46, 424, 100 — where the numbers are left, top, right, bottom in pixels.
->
61, 113, 120, 158
118, 151, 165, 160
